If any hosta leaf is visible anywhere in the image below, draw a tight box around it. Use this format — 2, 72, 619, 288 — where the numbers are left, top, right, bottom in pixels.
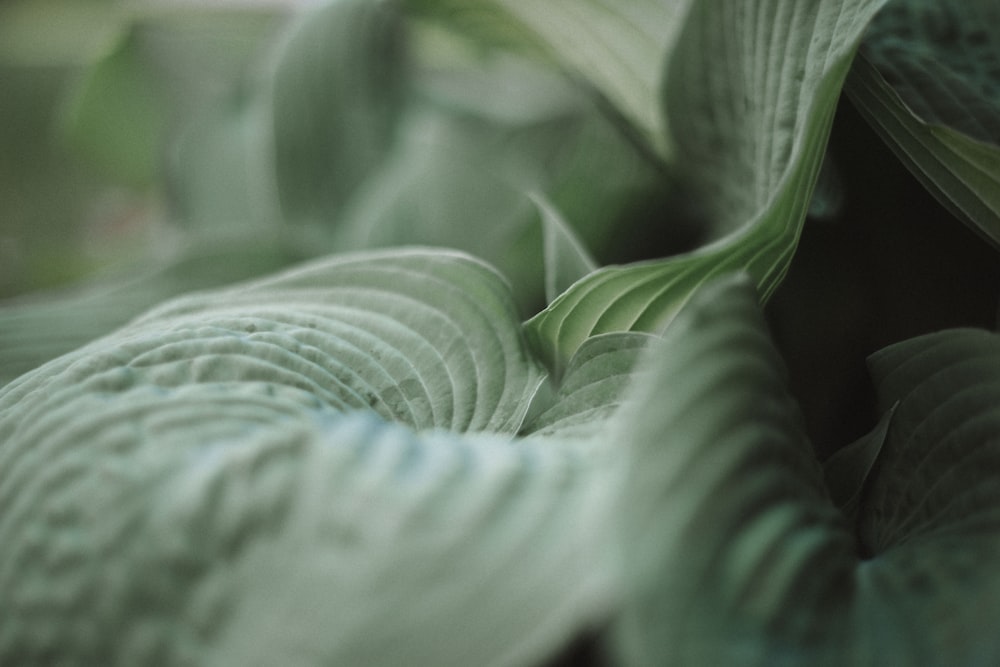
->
849, 329, 1000, 663
526, 0, 889, 375
2, 248, 544, 434
405, 0, 689, 156
857, 0, 1000, 145
612, 272, 851, 664
64, 26, 165, 186
521, 331, 652, 439
270, 0, 407, 225
0, 233, 305, 387
0, 395, 615, 665
822, 404, 894, 521
612, 274, 1000, 664
846, 50, 1000, 247
534, 192, 598, 305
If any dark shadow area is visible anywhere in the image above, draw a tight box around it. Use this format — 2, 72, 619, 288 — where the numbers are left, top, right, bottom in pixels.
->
768, 97, 1000, 460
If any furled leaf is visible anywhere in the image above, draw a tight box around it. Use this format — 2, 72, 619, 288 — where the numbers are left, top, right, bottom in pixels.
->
612, 274, 1000, 664
521, 331, 652, 439
526, 0, 890, 375
533, 192, 598, 305
844, 0, 1000, 245
822, 403, 894, 520
612, 272, 851, 664
270, 0, 408, 225
405, 0, 689, 156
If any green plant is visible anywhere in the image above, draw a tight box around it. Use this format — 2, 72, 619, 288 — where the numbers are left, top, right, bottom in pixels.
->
2, 0, 1000, 664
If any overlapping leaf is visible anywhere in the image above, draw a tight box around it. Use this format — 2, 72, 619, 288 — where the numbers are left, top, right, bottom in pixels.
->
846, 0, 1000, 246
527, 0, 890, 375
0, 247, 622, 665
612, 274, 1000, 664
522, 331, 651, 439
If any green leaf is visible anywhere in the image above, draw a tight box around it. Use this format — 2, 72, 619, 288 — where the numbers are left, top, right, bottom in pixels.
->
822, 403, 894, 521
0, 248, 618, 666
270, 0, 408, 225
0, 233, 306, 387
612, 272, 851, 665
0, 398, 614, 665
526, 0, 890, 375
533, 192, 598, 305
521, 331, 652, 439
328, 51, 666, 314
2, 247, 544, 433
857, 0, 1000, 145
405, 0, 689, 156
612, 275, 1000, 664
846, 51, 1000, 247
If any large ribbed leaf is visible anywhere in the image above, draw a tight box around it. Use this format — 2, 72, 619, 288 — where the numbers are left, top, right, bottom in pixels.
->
526, 0, 889, 375
405, 0, 689, 156
1, 248, 544, 434
612, 274, 1000, 664
521, 331, 652, 439
0, 234, 305, 388
0, 396, 615, 665
846, 0, 1000, 246
1, 247, 611, 665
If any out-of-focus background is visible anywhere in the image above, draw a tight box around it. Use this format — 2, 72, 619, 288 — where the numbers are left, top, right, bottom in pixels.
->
0, 0, 296, 299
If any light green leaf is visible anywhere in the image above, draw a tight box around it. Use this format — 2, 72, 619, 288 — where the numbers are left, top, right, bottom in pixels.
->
526, 0, 889, 375
270, 0, 408, 225
2, 247, 544, 433
612, 272, 850, 665
521, 331, 652, 439
846, 51, 1000, 247
0, 233, 306, 387
612, 274, 1000, 664
0, 248, 618, 666
405, 0, 689, 156
533, 192, 598, 305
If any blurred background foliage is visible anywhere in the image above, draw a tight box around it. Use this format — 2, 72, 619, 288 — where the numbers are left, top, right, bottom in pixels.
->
0, 0, 294, 300
1, 0, 999, 458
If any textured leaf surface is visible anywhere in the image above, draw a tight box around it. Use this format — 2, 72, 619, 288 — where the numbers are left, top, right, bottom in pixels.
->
858, 0, 1000, 144
846, 49, 1000, 247
526, 0, 889, 374
0, 248, 619, 666
0, 234, 305, 388
612, 274, 1000, 664
522, 331, 651, 439
2, 248, 543, 434
0, 401, 615, 665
